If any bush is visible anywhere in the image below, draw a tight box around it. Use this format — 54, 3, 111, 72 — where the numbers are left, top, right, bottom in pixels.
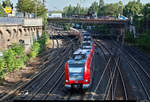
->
0, 57, 5, 78
4, 49, 16, 72
3, 43, 28, 73
29, 42, 40, 59
0, 33, 50, 79
136, 33, 150, 50
38, 33, 49, 52
64, 23, 70, 31
125, 31, 135, 44
11, 43, 25, 56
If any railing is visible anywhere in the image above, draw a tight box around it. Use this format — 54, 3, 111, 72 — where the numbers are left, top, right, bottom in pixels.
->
23, 18, 43, 26
0, 17, 23, 25
0, 17, 43, 26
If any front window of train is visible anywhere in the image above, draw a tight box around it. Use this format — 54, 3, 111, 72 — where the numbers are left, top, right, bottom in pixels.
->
68, 64, 85, 80
82, 43, 91, 46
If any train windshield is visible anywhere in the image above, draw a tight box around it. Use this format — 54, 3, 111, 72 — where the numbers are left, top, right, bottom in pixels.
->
69, 64, 85, 80
82, 43, 91, 46
83, 38, 92, 41
72, 54, 86, 60
82, 44, 92, 50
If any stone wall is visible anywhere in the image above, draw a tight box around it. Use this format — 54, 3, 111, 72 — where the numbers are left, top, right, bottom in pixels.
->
0, 17, 43, 52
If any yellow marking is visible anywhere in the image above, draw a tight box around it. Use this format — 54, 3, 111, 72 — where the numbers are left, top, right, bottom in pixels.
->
4, 7, 12, 14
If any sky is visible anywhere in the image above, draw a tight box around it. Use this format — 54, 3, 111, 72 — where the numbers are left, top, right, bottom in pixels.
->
9, 0, 150, 11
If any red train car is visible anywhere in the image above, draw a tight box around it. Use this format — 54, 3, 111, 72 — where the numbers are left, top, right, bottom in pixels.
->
65, 49, 94, 89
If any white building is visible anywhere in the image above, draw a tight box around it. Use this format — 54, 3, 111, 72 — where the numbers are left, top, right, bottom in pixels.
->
47, 11, 62, 18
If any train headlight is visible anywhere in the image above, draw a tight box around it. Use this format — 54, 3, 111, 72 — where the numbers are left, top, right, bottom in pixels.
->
66, 80, 69, 83
84, 80, 88, 82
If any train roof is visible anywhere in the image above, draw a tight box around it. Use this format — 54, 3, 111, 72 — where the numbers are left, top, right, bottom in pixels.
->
68, 49, 90, 64
82, 41, 92, 44
82, 31, 87, 33
73, 49, 90, 55
83, 36, 91, 39
82, 46, 92, 49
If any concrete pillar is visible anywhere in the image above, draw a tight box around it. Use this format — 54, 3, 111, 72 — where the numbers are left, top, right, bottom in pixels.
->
0, 30, 6, 51
34, 28, 38, 41
13, 29, 17, 39
24, 28, 27, 36
38, 27, 42, 37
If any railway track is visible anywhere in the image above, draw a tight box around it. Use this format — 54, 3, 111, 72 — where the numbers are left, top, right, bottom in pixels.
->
64, 88, 86, 100
1, 44, 70, 101
93, 39, 128, 100
110, 39, 150, 100
0, 27, 80, 101
0, 37, 60, 102
4, 28, 150, 100
123, 44, 150, 77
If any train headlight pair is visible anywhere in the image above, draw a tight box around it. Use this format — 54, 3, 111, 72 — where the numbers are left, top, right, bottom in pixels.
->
66, 80, 69, 83
84, 80, 88, 82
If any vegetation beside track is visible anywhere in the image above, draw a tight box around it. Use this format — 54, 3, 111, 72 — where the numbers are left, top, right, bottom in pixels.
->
125, 31, 150, 56
29, 33, 49, 59
0, 33, 50, 79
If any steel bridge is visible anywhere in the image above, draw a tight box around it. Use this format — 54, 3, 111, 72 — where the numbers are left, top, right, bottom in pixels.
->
47, 18, 128, 26
47, 18, 129, 44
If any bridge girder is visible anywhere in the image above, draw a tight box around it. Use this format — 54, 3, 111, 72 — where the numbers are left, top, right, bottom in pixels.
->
47, 18, 128, 27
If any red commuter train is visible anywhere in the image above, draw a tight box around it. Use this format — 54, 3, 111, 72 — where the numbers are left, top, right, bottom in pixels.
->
65, 30, 95, 89
65, 48, 94, 89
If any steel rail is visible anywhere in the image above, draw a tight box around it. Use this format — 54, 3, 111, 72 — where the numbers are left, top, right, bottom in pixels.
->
0, 31, 77, 101
96, 39, 128, 100
104, 57, 120, 100
91, 57, 112, 100
22, 46, 73, 100
112, 72, 119, 100
117, 61, 128, 100
111, 39, 150, 100
38, 71, 65, 100
112, 39, 150, 81
9, 45, 72, 101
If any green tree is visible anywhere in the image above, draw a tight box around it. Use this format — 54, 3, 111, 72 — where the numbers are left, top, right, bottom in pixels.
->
118, 1, 124, 15
2, 0, 13, 8
88, 1, 99, 13
63, 4, 88, 17
74, 3, 81, 15
137, 0, 141, 3
0, 2, 5, 17
0, 57, 5, 78
16, 0, 35, 16
63, 4, 74, 17
16, 0, 47, 16
36, 0, 47, 16
98, 3, 119, 17
142, 3, 150, 32
123, 1, 143, 18
99, 0, 104, 9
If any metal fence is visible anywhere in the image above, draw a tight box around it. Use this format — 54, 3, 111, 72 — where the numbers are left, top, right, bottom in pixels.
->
0, 17, 23, 25
0, 17, 43, 26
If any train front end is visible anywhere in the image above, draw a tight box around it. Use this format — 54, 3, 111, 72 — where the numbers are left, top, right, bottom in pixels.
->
65, 51, 91, 89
